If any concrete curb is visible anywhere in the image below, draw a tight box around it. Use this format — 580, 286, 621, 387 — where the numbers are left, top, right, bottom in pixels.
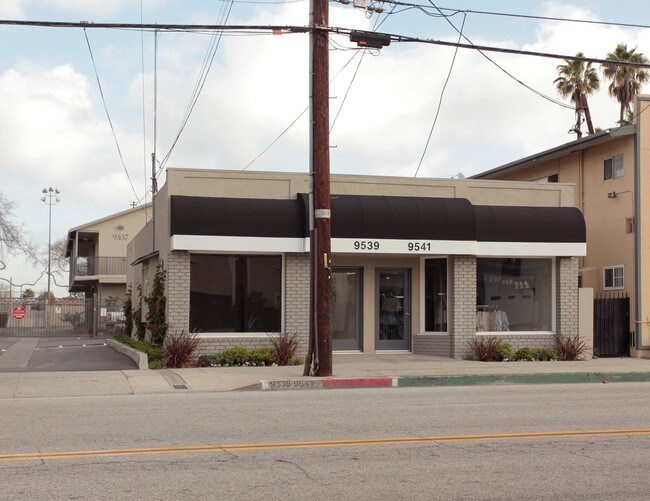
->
106, 339, 148, 370
260, 372, 650, 391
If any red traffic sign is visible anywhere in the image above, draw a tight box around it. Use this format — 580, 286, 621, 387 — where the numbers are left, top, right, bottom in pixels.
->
12, 306, 26, 320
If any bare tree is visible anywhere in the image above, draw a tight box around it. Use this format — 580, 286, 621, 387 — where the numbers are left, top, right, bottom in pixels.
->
0, 192, 43, 295
0, 192, 39, 268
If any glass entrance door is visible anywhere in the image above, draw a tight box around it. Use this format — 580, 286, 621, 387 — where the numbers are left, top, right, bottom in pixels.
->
376, 268, 411, 351
332, 268, 362, 351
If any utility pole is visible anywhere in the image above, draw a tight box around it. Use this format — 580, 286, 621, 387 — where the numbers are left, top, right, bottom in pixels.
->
309, 0, 332, 376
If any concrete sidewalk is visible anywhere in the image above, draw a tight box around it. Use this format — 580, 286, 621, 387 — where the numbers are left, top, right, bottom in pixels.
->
1, 354, 650, 398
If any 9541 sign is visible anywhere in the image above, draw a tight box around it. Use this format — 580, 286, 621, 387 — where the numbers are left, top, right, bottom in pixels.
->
407, 242, 432, 252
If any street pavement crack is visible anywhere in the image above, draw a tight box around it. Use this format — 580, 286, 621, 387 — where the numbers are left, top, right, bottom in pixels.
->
275, 457, 316, 481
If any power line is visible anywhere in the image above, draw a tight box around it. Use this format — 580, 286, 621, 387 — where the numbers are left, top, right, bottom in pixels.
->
424, 1, 572, 109
158, 0, 238, 173
414, 12, 465, 177
140, 0, 150, 218
342, 0, 650, 30
83, 29, 142, 204
6, 20, 650, 69
330, 4, 395, 132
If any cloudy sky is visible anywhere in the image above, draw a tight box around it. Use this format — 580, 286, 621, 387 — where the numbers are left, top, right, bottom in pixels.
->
1, 0, 650, 295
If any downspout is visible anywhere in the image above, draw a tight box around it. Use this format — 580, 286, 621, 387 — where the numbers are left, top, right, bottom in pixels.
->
579, 150, 585, 271
633, 97, 649, 348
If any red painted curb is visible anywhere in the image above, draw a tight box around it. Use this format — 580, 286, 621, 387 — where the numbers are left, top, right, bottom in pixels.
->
322, 378, 393, 388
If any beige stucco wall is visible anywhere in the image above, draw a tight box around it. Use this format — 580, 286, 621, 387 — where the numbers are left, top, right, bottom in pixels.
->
71, 205, 150, 258
163, 168, 574, 208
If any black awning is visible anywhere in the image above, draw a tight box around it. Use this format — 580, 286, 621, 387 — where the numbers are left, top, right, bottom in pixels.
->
473, 205, 586, 243
171, 194, 586, 245
171, 196, 306, 238
329, 194, 475, 240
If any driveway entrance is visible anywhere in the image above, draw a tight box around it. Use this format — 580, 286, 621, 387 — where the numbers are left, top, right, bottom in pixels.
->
0, 336, 137, 372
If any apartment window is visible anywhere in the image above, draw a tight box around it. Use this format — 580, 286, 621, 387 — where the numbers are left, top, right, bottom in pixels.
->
604, 265, 624, 290
189, 255, 281, 333
424, 258, 447, 332
476, 258, 553, 332
604, 155, 623, 180
533, 174, 559, 183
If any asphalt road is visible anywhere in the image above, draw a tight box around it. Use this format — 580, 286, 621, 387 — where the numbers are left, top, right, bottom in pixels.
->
0, 336, 137, 372
2, 383, 650, 499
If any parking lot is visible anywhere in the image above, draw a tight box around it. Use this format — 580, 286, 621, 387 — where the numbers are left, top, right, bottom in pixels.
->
0, 336, 138, 372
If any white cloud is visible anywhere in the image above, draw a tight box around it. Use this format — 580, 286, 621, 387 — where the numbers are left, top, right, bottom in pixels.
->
0, 0, 26, 18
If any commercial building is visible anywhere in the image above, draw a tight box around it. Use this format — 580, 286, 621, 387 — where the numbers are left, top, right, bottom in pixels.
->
127, 169, 586, 358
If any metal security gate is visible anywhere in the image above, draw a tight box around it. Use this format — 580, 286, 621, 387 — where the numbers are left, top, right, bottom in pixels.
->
594, 293, 630, 357
0, 297, 124, 338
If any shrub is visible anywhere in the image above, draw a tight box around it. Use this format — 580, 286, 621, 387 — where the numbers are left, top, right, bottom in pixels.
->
149, 359, 165, 370
249, 347, 276, 366
291, 356, 305, 366
495, 341, 513, 361
145, 262, 168, 344
463, 354, 476, 361
198, 354, 221, 367
113, 333, 163, 367
554, 333, 589, 361
513, 347, 538, 361
218, 346, 252, 366
269, 332, 300, 366
163, 331, 200, 368
468, 337, 501, 362
62, 311, 83, 330
536, 348, 559, 361
123, 287, 133, 337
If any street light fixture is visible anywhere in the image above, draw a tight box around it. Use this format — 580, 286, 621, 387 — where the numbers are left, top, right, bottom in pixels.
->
41, 187, 60, 302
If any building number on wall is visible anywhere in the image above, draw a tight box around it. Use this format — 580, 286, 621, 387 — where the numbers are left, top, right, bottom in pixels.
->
353, 241, 380, 250
407, 242, 431, 252
112, 234, 129, 241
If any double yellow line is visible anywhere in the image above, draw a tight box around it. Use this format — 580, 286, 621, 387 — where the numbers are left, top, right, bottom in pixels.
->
2, 428, 649, 463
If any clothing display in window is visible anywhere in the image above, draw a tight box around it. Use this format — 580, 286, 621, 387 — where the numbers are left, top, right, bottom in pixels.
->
476, 309, 509, 332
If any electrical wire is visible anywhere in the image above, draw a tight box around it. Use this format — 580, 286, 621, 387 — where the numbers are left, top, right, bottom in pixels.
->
414, 12, 464, 177
330, 4, 395, 132
83, 29, 142, 204
158, 0, 236, 174
140, 0, 150, 217
333, 0, 650, 30
425, 1, 573, 110
242, 48, 367, 170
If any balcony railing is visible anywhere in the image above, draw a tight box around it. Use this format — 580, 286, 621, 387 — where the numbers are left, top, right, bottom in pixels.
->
73, 256, 127, 277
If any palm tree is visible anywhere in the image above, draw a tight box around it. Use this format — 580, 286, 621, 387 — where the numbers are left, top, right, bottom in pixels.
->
554, 52, 600, 138
601, 44, 649, 126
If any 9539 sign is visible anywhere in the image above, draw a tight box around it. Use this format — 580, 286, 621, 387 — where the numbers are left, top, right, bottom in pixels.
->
353, 240, 380, 251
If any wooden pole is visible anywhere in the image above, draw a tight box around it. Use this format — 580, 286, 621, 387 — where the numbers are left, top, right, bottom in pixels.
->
310, 0, 332, 376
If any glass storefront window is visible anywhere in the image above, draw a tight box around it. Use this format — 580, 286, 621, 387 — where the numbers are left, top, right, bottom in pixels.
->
189, 255, 281, 333
476, 258, 553, 332
424, 258, 447, 332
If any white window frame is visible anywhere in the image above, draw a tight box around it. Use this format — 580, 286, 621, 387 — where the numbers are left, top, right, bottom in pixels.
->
475, 257, 556, 336
604, 154, 624, 181
603, 265, 625, 290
